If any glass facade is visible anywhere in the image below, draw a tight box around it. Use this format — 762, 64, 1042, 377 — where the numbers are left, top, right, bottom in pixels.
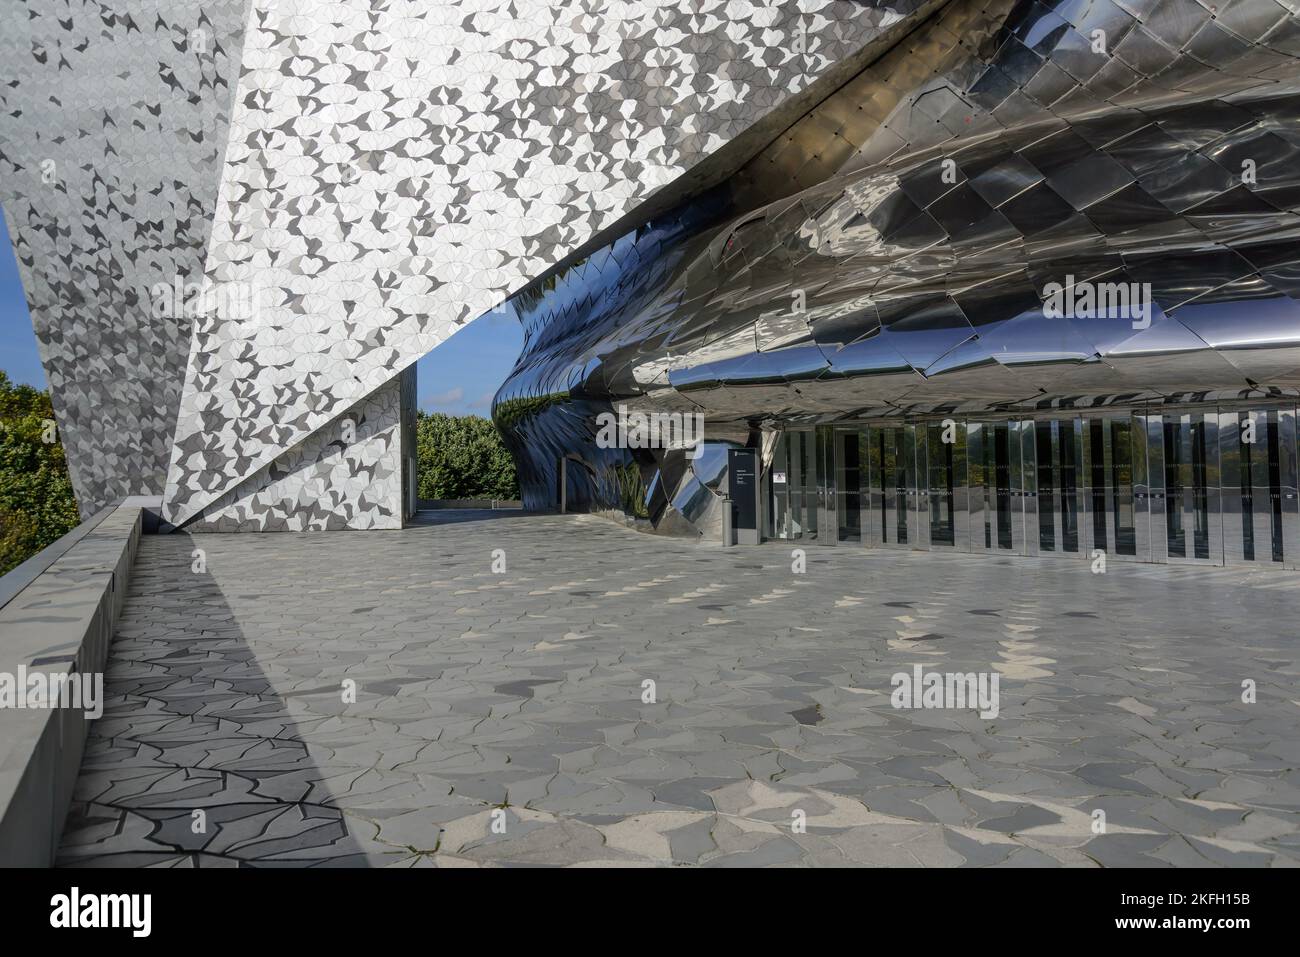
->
767, 404, 1300, 567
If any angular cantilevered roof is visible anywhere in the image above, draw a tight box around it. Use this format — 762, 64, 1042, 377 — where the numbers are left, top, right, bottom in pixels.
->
160, 0, 931, 525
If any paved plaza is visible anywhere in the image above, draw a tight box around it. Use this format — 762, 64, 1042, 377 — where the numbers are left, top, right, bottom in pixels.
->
58, 511, 1300, 867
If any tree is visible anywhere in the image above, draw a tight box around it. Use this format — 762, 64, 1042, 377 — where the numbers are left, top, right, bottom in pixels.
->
0, 370, 80, 574
415, 411, 519, 501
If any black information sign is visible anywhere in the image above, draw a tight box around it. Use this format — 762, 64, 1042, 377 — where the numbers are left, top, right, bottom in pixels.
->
728, 447, 758, 531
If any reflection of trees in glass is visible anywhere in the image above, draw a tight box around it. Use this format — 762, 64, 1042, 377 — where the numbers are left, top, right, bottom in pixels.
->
613, 461, 649, 519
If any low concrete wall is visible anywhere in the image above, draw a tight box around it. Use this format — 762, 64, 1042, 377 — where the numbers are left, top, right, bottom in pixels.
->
0, 504, 142, 867
417, 499, 522, 510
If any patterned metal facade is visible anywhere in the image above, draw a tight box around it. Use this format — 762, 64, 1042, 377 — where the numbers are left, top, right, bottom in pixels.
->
4, 0, 1300, 540
1, 0, 912, 529
0, 1, 249, 515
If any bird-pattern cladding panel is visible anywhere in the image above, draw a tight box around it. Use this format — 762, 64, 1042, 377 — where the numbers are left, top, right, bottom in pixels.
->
0, 0, 252, 516
161, 0, 915, 528
180, 371, 408, 532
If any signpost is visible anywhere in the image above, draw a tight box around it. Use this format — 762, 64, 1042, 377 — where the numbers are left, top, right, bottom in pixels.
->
728, 447, 760, 545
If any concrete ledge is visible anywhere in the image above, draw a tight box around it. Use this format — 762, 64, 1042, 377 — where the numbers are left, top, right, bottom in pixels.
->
0, 504, 118, 612
0, 504, 142, 867
418, 498, 522, 510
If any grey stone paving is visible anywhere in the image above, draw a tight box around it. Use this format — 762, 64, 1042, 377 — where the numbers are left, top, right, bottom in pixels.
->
58, 511, 1300, 867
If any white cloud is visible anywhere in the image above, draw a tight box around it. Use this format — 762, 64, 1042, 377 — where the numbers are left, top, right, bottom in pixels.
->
421, 387, 464, 411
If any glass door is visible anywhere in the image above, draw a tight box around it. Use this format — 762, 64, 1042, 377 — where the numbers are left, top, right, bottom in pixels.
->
1032, 418, 1083, 556
869, 424, 912, 546
1157, 411, 1220, 563
925, 420, 967, 548
768, 432, 790, 540
1082, 413, 1146, 562
1219, 407, 1298, 566
1035, 420, 1055, 553
767, 430, 819, 542
968, 419, 1022, 553
834, 427, 866, 544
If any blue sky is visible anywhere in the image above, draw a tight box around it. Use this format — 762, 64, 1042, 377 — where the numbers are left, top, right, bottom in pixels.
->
0, 209, 44, 388
416, 308, 522, 417
0, 208, 522, 415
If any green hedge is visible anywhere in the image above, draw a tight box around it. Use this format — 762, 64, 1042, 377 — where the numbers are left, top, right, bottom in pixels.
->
0, 371, 80, 575
416, 411, 518, 501
0, 388, 520, 574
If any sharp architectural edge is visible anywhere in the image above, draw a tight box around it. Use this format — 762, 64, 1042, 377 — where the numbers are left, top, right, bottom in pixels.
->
159, 0, 914, 528
0, 0, 253, 516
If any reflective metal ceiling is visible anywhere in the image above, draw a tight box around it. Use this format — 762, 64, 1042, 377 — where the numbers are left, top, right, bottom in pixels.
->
496, 0, 1300, 533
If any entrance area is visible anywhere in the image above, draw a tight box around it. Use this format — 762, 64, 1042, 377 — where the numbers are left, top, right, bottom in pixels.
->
765, 404, 1300, 568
